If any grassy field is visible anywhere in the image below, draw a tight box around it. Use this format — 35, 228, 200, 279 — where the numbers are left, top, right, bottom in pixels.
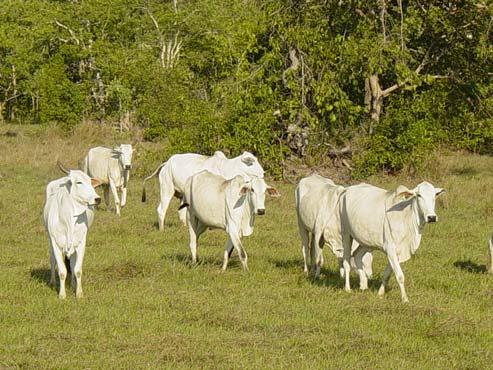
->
1, 124, 492, 369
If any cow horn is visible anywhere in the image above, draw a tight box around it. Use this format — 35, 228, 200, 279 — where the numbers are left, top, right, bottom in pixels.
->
57, 160, 70, 175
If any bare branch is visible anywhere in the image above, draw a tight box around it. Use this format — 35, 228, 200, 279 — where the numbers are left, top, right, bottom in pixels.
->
380, 0, 387, 44
54, 20, 80, 46
398, 0, 404, 51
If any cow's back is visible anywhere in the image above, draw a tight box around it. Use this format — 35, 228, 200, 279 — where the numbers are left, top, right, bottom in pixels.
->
342, 184, 389, 248
186, 171, 245, 230
84, 147, 113, 182
296, 174, 335, 232
167, 153, 210, 192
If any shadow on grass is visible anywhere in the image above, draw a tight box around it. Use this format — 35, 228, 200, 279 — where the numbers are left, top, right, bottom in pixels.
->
270, 257, 382, 291
450, 166, 479, 177
165, 252, 241, 270
453, 260, 487, 274
30, 268, 57, 291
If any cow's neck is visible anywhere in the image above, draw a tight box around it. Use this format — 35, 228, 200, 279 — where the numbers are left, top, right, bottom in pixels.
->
408, 198, 423, 254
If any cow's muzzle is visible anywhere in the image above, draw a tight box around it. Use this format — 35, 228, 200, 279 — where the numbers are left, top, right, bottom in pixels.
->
94, 197, 101, 206
427, 215, 437, 223
257, 209, 265, 216
125, 165, 132, 170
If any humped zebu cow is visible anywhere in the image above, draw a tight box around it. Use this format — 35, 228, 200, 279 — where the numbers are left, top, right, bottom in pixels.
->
80, 144, 134, 216
340, 181, 444, 302
44, 163, 101, 299
180, 170, 279, 271
295, 174, 373, 288
141, 151, 265, 230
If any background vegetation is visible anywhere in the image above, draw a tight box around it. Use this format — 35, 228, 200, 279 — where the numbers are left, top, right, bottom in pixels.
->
1, 0, 491, 176
1, 124, 493, 369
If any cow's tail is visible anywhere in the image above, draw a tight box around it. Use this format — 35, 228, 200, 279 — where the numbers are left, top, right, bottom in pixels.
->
141, 162, 166, 202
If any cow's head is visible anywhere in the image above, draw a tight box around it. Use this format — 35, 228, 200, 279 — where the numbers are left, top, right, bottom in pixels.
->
114, 144, 134, 170
67, 170, 101, 206
240, 177, 280, 216
397, 181, 444, 224
240, 152, 264, 179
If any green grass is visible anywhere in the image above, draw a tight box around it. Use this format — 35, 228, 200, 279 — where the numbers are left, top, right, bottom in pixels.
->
1, 125, 493, 369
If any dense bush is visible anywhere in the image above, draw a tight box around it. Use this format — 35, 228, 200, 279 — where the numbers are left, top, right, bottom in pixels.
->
0, 0, 491, 176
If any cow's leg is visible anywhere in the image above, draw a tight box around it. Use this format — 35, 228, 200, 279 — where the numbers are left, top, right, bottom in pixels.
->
229, 231, 248, 271
157, 168, 174, 231
353, 248, 368, 291
384, 246, 408, 303
311, 232, 324, 279
341, 229, 353, 292
177, 201, 187, 226
103, 185, 110, 209
72, 242, 86, 299
377, 262, 393, 298
488, 234, 493, 274
187, 213, 206, 264
297, 222, 310, 275
109, 180, 121, 216
52, 245, 67, 299
121, 186, 127, 208
222, 238, 235, 271
48, 239, 57, 286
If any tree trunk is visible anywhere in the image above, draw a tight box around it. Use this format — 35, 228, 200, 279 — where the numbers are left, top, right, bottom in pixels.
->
365, 74, 383, 132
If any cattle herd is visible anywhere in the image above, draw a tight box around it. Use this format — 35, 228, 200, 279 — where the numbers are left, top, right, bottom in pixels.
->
43, 144, 491, 303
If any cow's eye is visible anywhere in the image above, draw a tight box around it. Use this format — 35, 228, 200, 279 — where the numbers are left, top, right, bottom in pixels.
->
76, 181, 83, 185
251, 189, 255, 193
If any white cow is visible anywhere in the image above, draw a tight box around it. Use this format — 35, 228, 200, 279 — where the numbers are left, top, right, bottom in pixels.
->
80, 144, 133, 216
295, 174, 373, 288
181, 170, 279, 271
142, 151, 265, 230
44, 168, 101, 299
488, 233, 493, 274
341, 181, 444, 302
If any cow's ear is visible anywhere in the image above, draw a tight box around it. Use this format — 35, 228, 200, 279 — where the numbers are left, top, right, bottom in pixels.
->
65, 178, 73, 193
91, 178, 101, 188
396, 185, 415, 199
266, 186, 280, 197
239, 185, 250, 196
435, 188, 445, 197
241, 154, 255, 166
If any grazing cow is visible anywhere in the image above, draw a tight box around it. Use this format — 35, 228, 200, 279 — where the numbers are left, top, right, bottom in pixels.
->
80, 144, 134, 216
141, 151, 265, 230
180, 170, 279, 271
44, 168, 101, 299
295, 174, 373, 288
488, 233, 493, 274
340, 181, 444, 302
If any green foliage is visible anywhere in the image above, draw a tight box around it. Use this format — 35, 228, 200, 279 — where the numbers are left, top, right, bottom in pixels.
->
32, 56, 84, 127
0, 0, 491, 176
353, 89, 444, 177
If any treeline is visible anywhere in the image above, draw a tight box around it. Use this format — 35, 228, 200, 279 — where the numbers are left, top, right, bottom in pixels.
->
1, 0, 492, 176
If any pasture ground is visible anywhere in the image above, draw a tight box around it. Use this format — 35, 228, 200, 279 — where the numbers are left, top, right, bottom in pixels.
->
0, 124, 492, 369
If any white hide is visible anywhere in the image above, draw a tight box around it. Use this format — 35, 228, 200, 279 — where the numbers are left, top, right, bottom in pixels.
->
141, 151, 265, 230
182, 170, 279, 271
43, 170, 100, 299
295, 174, 373, 288
81, 144, 133, 216
341, 181, 444, 302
